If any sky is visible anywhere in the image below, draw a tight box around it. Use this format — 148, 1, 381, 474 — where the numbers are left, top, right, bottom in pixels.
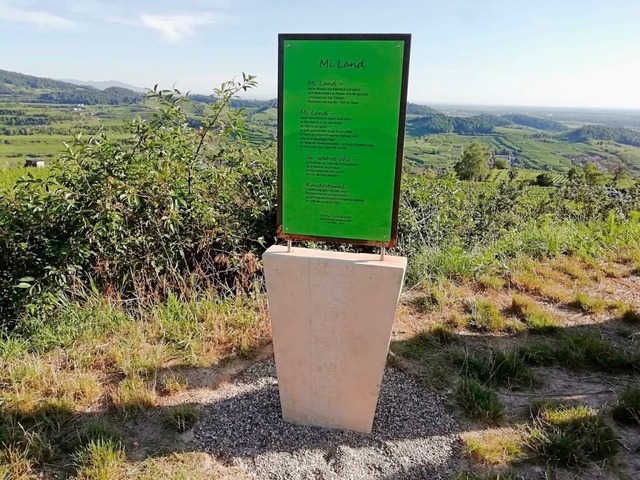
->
0, 0, 639, 109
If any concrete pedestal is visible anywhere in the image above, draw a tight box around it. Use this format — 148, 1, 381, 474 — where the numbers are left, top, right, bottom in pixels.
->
262, 245, 407, 433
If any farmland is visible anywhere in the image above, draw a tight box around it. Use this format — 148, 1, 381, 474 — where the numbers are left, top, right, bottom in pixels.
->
2, 100, 640, 181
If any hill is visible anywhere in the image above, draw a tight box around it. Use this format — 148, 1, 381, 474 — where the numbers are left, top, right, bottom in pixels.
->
0, 69, 141, 105
502, 113, 568, 132
59, 78, 146, 93
565, 124, 640, 147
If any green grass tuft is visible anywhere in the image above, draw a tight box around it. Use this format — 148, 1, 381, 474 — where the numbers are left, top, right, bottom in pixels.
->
526, 403, 618, 466
457, 349, 537, 389
519, 331, 638, 373
467, 298, 522, 333
455, 379, 504, 421
73, 439, 125, 480
164, 404, 200, 432
570, 292, 607, 314
611, 388, 640, 425
510, 295, 559, 333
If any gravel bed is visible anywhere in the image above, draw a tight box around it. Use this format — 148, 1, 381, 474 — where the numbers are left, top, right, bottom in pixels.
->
194, 361, 461, 480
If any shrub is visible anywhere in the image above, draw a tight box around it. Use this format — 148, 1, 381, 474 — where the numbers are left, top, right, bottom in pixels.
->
0, 76, 276, 327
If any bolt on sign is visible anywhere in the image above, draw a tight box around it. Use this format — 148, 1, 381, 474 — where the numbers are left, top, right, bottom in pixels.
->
277, 34, 411, 247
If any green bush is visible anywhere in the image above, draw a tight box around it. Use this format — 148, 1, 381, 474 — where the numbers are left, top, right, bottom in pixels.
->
1, 76, 276, 327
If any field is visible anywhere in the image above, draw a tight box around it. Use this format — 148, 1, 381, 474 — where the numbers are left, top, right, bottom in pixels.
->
403, 127, 640, 176
3, 103, 640, 185
0, 103, 141, 167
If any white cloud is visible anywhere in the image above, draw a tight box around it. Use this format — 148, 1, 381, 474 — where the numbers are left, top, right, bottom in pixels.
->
141, 13, 214, 42
0, 3, 73, 29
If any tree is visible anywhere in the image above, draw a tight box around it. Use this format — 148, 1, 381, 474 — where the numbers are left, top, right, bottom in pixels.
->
454, 142, 490, 181
535, 172, 555, 187
493, 158, 509, 170
583, 162, 606, 186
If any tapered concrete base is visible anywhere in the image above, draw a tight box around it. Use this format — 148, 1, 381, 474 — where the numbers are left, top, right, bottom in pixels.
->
263, 245, 406, 433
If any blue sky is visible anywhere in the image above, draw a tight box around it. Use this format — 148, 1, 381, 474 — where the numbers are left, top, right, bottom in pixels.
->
1, 0, 639, 108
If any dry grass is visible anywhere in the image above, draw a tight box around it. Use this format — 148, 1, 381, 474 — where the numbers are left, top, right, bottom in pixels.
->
466, 298, 523, 333
0, 293, 270, 479
464, 429, 526, 465
550, 256, 592, 282
510, 272, 573, 303
510, 295, 559, 333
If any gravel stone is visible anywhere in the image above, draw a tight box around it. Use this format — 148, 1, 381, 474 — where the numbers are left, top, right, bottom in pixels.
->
194, 360, 461, 479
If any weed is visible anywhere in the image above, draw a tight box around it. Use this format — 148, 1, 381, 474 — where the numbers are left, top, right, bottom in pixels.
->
457, 349, 537, 389
570, 292, 607, 314
551, 256, 590, 281
467, 298, 521, 333
611, 387, 640, 425
454, 473, 523, 480
511, 272, 572, 303
510, 295, 559, 333
164, 404, 200, 432
477, 275, 506, 291
111, 374, 157, 414
74, 439, 125, 480
429, 325, 460, 345
0, 444, 35, 480
526, 403, 618, 466
464, 429, 525, 465
160, 374, 188, 396
519, 331, 638, 373
619, 307, 640, 324
455, 379, 504, 421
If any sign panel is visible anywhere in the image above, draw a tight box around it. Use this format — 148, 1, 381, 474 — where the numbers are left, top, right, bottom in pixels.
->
277, 34, 411, 246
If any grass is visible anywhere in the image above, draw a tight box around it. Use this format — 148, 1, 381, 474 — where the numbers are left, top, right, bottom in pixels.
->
73, 439, 126, 480
519, 330, 638, 373
510, 295, 559, 333
111, 374, 158, 414
466, 298, 522, 333
464, 429, 525, 465
455, 379, 504, 421
456, 350, 537, 389
413, 282, 447, 312
454, 473, 524, 480
0, 292, 270, 479
164, 404, 200, 432
477, 275, 506, 291
611, 388, 640, 425
570, 292, 607, 314
526, 403, 618, 466
619, 307, 640, 324
510, 272, 573, 303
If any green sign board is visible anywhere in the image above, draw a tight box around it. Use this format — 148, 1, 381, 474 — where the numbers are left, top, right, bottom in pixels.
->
277, 34, 411, 246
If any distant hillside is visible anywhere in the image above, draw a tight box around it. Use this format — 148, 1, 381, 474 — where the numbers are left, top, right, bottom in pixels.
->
565, 125, 640, 147
0, 69, 141, 105
407, 103, 440, 115
502, 114, 568, 132
59, 79, 146, 93
407, 112, 509, 136
407, 111, 572, 136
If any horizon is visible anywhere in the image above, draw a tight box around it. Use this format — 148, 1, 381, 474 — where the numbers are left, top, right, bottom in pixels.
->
1, 0, 639, 109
